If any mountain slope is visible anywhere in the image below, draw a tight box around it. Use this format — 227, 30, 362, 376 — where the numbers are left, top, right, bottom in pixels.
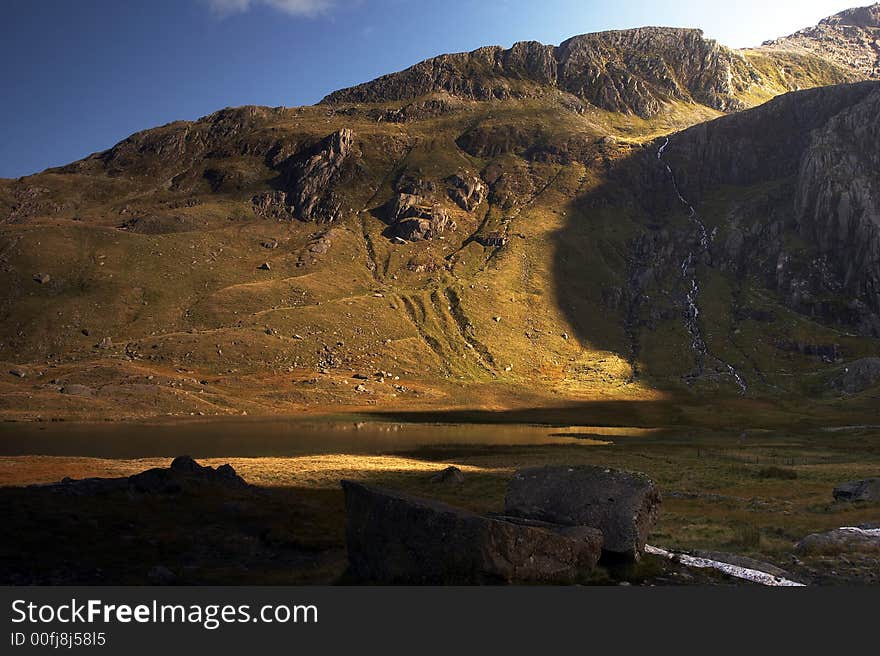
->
1, 11, 879, 421
762, 3, 880, 79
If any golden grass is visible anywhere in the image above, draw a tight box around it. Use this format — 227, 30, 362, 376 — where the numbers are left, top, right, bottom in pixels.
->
0, 454, 505, 488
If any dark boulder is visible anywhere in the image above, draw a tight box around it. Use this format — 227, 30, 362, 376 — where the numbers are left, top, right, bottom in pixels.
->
429, 466, 465, 485
504, 465, 661, 560
833, 478, 880, 502
341, 480, 601, 584
45, 457, 248, 496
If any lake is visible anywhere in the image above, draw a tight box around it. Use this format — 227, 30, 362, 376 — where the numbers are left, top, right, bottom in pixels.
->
0, 416, 648, 459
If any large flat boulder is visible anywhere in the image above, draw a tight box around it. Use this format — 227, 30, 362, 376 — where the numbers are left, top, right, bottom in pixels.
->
833, 478, 880, 502
504, 465, 661, 560
796, 526, 880, 555
341, 480, 601, 584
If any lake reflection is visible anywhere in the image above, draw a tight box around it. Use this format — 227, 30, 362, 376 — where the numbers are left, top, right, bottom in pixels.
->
0, 417, 633, 459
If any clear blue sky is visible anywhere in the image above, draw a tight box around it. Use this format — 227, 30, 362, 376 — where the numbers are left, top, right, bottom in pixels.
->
0, 0, 858, 178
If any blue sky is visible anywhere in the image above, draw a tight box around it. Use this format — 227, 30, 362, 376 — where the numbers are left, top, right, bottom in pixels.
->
0, 0, 858, 178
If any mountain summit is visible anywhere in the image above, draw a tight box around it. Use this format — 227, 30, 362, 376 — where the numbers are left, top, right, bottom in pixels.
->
763, 2, 880, 78
324, 26, 854, 117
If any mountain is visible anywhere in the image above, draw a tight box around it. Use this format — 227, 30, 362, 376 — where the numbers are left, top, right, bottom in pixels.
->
762, 3, 880, 79
322, 27, 854, 116
1, 7, 879, 421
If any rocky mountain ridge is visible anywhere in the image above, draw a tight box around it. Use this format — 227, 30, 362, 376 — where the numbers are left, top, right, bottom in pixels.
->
323, 27, 854, 117
762, 3, 880, 79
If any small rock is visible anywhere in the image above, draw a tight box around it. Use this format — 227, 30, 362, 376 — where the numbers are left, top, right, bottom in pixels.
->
429, 466, 465, 485
32, 273, 51, 284
9, 368, 26, 378
258, 262, 271, 271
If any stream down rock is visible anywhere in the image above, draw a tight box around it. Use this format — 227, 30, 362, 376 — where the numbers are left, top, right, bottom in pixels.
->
341, 480, 601, 584
504, 465, 661, 560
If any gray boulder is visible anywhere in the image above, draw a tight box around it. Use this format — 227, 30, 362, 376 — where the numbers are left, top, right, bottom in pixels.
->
833, 478, 880, 502
341, 480, 601, 584
504, 465, 661, 560
796, 526, 880, 556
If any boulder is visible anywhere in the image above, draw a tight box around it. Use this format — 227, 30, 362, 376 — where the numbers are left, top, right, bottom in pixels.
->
429, 466, 465, 485
796, 526, 880, 555
833, 478, 880, 502
504, 465, 661, 560
341, 480, 601, 584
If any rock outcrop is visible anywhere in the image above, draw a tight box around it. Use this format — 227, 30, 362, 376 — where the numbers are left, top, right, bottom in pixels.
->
341, 480, 602, 584
762, 3, 880, 79
829, 358, 880, 393
446, 173, 487, 211
323, 28, 829, 118
383, 192, 455, 241
254, 128, 358, 223
44, 456, 248, 496
503, 465, 661, 560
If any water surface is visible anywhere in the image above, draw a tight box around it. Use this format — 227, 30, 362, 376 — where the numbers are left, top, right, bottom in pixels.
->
0, 417, 634, 459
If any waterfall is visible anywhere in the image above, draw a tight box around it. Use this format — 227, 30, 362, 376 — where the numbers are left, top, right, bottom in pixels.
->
658, 137, 747, 394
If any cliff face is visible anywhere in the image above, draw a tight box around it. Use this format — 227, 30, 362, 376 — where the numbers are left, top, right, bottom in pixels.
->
762, 3, 880, 79
602, 82, 880, 347
794, 86, 880, 331
323, 27, 851, 118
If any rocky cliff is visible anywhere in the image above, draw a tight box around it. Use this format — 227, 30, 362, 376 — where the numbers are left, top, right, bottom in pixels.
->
323, 27, 853, 117
561, 80, 880, 395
